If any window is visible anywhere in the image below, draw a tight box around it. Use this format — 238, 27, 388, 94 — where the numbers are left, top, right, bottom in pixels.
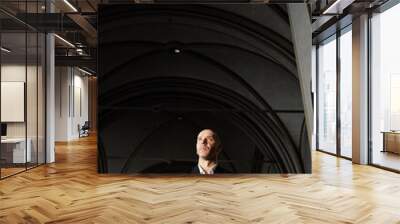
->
317, 35, 337, 154
370, 3, 400, 171
339, 27, 352, 158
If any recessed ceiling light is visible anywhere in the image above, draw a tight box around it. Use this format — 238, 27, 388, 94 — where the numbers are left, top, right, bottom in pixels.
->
77, 67, 93, 76
322, 0, 354, 15
63, 0, 78, 12
174, 49, 181, 54
1, 47, 11, 53
54, 34, 75, 48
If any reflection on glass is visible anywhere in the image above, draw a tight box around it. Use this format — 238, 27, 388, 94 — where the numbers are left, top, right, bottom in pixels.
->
318, 36, 337, 154
27, 31, 38, 169
0, 2, 46, 179
38, 32, 46, 165
1, 31, 27, 177
371, 4, 400, 171
340, 29, 352, 158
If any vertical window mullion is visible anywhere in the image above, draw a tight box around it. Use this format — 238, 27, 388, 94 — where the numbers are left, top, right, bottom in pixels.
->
25, 0, 28, 171
367, 11, 373, 165
337, 30, 341, 157
0, 22, 2, 179
316, 44, 320, 151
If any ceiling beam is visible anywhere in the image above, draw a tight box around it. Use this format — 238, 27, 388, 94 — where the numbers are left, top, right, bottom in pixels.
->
55, 55, 96, 72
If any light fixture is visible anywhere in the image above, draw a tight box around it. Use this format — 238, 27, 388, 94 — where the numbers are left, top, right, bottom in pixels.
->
1, 47, 11, 53
174, 49, 181, 54
77, 67, 93, 76
54, 34, 75, 48
322, 0, 354, 15
322, 0, 341, 14
76, 48, 86, 56
63, 0, 78, 12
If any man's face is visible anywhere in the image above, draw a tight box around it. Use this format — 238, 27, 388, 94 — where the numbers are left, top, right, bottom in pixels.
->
196, 129, 218, 160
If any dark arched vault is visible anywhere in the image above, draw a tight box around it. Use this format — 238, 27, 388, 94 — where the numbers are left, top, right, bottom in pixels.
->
98, 4, 310, 174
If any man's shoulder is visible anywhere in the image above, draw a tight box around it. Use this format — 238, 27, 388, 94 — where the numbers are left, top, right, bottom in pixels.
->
192, 165, 200, 174
214, 165, 231, 174
191, 164, 232, 174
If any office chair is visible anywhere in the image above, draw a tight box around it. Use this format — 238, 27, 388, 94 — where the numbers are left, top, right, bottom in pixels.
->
79, 121, 90, 138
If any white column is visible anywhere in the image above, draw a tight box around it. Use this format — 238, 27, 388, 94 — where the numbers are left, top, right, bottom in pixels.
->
46, 1, 56, 163
46, 33, 55, 163
352, 14, 369, 164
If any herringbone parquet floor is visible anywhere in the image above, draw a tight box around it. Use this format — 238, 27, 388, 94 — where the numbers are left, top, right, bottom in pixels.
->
1, 135, 400, 223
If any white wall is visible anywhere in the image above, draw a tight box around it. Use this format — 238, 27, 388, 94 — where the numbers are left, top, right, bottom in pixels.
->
55, 66, 89, 141
1, 64, 41, 137
55, 66, 69, 141
1, 63, 46, 164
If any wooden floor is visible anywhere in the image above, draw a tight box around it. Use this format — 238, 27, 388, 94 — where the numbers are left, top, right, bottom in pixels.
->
1, 135, 400, 223
372, 150, 400, 171
1, 167, 26, 178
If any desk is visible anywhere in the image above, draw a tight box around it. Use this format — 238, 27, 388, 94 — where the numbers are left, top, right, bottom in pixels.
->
382, 131, 400, 154
1, 138, 32, 163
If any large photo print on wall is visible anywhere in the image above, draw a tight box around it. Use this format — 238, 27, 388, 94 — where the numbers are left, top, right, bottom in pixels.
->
98, 4, 311, 174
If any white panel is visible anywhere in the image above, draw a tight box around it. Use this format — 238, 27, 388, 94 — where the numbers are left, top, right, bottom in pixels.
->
1, 82, 25, 122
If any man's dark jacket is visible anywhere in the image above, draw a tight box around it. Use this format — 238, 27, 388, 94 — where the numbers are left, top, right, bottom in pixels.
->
191, 165, 231, 174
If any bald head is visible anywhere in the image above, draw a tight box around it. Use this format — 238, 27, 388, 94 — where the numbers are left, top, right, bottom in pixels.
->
196, 129, 222, 161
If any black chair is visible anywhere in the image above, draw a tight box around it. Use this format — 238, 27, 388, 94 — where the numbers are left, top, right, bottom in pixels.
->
79, 121, 90, 138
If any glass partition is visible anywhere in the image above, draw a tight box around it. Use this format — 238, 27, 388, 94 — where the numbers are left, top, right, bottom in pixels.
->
38, 32, 45, 165
371, 3, 400, 171
1, 31, 28, 177
27, 30, 38, 169
317, 35, 337, 154
0, 1, 46, 179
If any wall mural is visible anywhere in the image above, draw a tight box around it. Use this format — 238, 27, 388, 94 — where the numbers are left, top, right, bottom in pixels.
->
98, 4, 311, 174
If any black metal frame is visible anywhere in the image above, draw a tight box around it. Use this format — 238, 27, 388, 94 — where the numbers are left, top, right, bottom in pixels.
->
367, 11, 373, 166
0, 0, 47, 180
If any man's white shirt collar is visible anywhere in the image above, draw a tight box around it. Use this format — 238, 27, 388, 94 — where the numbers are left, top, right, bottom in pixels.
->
198, 164, 217, 175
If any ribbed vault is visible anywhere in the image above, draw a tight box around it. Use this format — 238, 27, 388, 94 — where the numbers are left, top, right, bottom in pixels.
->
98, 4, 310, 173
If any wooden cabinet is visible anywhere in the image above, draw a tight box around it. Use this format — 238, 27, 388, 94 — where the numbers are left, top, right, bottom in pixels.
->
382, 132, 400, 154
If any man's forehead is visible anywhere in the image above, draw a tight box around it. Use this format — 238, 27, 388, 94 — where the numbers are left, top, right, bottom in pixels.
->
198, 129, 215, 137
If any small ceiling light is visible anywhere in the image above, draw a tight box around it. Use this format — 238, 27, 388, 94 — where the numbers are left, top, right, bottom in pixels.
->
1, 47, 11, 53
174, 49, 181, 54
77, 67, 93, 76
54, 34, 75, 48
322, 0, 354, 15
63, 0, 78, 12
